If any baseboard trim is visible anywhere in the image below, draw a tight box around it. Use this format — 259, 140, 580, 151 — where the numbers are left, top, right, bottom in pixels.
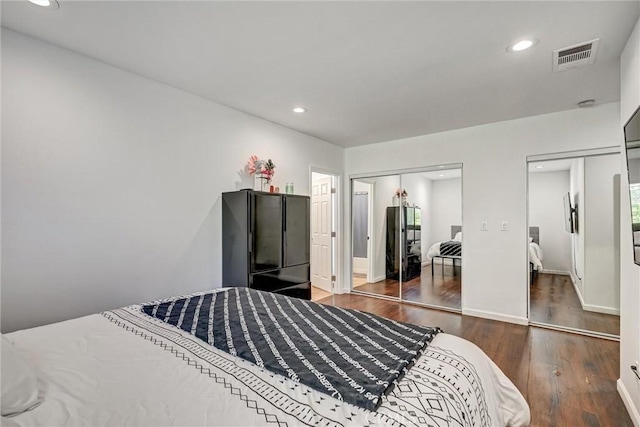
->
568, 271, 587, 310
617, 378, 640, 426
462, 308, 529, 326
540, 269, 571, 275
565, 271, 620, 315
371, 275, 386, 283
582, 304, 620, 316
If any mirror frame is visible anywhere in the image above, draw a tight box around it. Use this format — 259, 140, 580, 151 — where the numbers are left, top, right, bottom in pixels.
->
623, 105, 640, 266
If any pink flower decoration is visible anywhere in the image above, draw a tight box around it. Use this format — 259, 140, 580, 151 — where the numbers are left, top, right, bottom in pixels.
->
247, 155, 263, 175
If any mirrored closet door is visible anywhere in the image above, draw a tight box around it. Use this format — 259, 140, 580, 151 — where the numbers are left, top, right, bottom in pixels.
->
351, 175, 401, 299
351, 165, 462, 311
528, 152, 620, 338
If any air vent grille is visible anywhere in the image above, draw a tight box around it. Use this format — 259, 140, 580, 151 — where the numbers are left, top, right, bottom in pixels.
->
553, 39, 599, 72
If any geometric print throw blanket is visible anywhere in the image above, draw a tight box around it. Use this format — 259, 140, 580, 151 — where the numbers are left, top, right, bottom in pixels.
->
142, 287, 441, 411
439, 241, 462, 257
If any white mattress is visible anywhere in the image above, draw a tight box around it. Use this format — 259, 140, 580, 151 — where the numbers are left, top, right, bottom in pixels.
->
3, 292, 530, 426
427, 240, 544, 272
529, 242, 543, 271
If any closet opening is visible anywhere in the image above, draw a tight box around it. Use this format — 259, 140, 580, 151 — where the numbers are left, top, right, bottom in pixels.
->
350, 164, 463, 312
527, 149, 620, 340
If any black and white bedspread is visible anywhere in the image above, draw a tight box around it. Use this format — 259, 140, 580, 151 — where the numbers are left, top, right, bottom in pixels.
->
4, 288, 530, 426
427, 240, 462, 259
141, 287, 441, 411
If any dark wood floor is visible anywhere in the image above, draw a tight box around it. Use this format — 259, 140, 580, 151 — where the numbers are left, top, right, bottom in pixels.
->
353, 264, 462, 309
316, 293, 632, 427
530, 273, 620, 336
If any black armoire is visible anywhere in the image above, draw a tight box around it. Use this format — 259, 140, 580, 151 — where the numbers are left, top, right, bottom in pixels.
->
222, 189, 311, 299
386, 206, 422, 281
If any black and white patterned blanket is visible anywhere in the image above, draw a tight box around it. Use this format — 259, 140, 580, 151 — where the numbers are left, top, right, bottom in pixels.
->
439, 240, 462, 257
141, 287, 441, 411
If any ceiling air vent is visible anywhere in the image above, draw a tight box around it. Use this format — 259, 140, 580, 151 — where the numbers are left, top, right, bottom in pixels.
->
553, 39, 599, 72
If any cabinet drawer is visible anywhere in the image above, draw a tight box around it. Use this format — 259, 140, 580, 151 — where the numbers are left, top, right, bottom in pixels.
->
250, 264, 310, 294
272, 282, 311, 300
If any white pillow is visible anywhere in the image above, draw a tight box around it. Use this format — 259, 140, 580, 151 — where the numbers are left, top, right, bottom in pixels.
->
1, 335, 41, 417
453, 232, 462, 242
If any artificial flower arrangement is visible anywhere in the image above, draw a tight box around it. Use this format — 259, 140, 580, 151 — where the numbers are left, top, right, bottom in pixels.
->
394, 188, 408, 198
247, 155, 276, 183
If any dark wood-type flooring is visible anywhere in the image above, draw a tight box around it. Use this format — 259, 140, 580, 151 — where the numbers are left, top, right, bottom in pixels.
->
353, 264, 462, 309
316, 293, 631, 427
530, 273, 620, 336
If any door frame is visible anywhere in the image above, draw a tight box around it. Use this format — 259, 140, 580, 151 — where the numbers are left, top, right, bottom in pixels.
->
310, 166, 342, 294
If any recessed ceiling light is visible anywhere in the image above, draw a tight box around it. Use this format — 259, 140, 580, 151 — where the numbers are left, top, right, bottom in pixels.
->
439, 174, 445, 177
536, 165, 545, 169
507, 38, 538, 53
28, 0, 59, 8
293, 107, 307, 114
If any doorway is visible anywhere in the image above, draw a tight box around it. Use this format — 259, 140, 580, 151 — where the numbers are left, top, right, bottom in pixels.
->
311, 171, 338, 301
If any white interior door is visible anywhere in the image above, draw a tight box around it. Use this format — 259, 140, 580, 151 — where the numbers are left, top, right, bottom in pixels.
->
311, 176, 333, 292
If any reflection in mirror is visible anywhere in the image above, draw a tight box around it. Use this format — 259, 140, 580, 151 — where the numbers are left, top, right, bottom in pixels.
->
624, 106, 640, 264
528, 155, 620, 337
351, 176, 400, 298
400, 169, 462, 310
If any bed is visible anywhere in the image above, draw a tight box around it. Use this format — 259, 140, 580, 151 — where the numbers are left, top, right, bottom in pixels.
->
528, 226, 543, 282
427, 226, 462, 276
427, 226, 544, 279
2, 287, 530, 426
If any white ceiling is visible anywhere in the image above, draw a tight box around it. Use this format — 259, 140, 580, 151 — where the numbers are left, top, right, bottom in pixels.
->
2, 1, 638, 148
528, 158, 574, 173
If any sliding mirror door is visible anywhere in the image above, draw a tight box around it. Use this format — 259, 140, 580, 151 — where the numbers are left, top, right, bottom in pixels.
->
351, 175, 401, 299
400, 169, 462, 310
528, 154, 620, 337
351, 165, 463, 310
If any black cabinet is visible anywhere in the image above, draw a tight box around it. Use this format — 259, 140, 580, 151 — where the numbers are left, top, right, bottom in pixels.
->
386, 206, 422, 281
222, 189, 311, 299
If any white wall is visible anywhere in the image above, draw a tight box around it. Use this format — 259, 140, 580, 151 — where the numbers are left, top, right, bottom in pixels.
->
430, 178, 462, 246
619, 16, 640, 425
344, 102, 621, 325
583, 154, 621, 314
528, 171, 572, 273
1, 29, 344, 332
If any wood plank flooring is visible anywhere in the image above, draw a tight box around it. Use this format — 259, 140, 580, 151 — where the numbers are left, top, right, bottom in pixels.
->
530, 273, 620, 335
352, 264, 462, 309
310, 286, 331, 301
316, 293, 632, 427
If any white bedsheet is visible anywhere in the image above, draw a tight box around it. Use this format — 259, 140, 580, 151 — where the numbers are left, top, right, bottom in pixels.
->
427, 240, 544, 272
529, 242, 543, 271
3, 293, 530, 426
